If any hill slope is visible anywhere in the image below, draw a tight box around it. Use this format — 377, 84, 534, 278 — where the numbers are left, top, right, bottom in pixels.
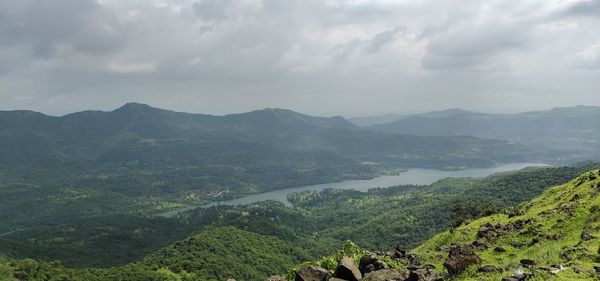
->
367, 106, 600, 163
283, 169, 600, 281
0, 227, 309, 281
0, 103, 537, 234
412, 169, 600, 280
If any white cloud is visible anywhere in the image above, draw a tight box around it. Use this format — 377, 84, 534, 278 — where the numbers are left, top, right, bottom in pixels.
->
0, 0, 599, 115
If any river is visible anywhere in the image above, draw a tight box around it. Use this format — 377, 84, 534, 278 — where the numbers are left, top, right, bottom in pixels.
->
158, 162, 549, 217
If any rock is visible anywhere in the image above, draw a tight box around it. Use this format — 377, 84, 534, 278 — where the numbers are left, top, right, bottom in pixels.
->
471, 241, 488, 250
360, 269, 405, 281
328, 278, 348, 281
501, 278, 519, 281
406, 264, 420, 271
520, 259, 536, 266
573, 265, 592, 273
478, 265, 500, 273
295, 265, 329, 281
477, 223, 497, 240
528, 237, 540, 246
393, 245, 408, 258
443, 244, 482, 276
507, 210, 524, 218
358, 254, 389, 274
334, 256, 362, 281
494, 246, 506, 252
405, 271, 422, 281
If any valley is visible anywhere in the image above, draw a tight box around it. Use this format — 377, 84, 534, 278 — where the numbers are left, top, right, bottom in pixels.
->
0, 104, 598, 281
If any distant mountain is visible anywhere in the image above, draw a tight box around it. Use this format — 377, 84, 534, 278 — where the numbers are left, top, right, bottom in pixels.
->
348, 113, 408, 127
367, 106, 600, 163
0, 103, 538, 235
348, 108, 474, 127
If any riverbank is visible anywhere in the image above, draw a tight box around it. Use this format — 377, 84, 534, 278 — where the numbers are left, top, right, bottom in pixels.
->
157, 162, 550, 217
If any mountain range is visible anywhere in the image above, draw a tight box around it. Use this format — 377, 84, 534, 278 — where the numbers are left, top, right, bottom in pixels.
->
356, 106, 600, 163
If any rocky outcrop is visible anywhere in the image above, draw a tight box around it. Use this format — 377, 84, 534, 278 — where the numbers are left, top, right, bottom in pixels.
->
358, 254, 389, 274
295, 265, 329, 281
334, 256, 362, 281
359, 269, 405, 281
443, 244, 481, 276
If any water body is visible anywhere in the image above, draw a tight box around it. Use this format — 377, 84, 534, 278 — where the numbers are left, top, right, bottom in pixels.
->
159, 162, 548, 217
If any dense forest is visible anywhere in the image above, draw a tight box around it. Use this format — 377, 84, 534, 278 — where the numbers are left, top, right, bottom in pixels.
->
1, 162, 599, 280
0, 104, 541, 237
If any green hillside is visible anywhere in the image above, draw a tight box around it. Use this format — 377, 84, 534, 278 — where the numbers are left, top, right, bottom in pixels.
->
2, 167, 600, 280
412, 169, 600, 280
0, 103, 537, 236
277, 169, 600, 281
2, 163, 597, 271
0, 227, 308, 281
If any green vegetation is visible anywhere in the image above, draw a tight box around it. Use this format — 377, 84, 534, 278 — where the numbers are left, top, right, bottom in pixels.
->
413, 169, 600, 280
0, 163, 600, 280
0, 103, 550, 270
0, 227, 309, 281
278, 169, 600, 281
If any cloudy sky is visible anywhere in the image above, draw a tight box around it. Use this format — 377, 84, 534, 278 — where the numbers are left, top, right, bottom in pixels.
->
1, 0, 599, 116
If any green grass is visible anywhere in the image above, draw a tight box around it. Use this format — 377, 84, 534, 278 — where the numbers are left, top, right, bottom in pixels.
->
413, 170, 600, 280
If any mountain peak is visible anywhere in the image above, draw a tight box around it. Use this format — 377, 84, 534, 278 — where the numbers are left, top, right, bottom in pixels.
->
112, 103, 167, 116
116, 102, 155, 111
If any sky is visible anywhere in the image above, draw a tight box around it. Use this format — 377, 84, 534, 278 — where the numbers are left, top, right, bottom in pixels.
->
0, 0, 599, 117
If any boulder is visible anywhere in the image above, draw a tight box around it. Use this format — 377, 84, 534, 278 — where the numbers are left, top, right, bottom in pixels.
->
471, 241, 488, 250
295, 265, 329, 281
405, 269, 443, 281
360, 269, 405, 281
358, 254, 389, 274
394, 245, 408, 258
519, 259, 536, 266
478, 265, 500, 273
334, 256, 362, 281
443, 244, 482, 276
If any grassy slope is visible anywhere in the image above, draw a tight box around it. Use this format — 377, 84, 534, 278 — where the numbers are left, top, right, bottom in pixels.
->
291, 162, 600, 251
415, 170, 600, 280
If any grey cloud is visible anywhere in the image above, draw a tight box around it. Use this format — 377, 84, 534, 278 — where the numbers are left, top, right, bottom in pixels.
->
0, 0, 127, 58
1, 0, 599, 116
193, 0, 233, 22
364, 27, 404, 53
422, 22, 531, 70
560, 0, 600, 18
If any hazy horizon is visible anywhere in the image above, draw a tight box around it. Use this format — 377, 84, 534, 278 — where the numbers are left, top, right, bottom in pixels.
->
1, 101, 598, 119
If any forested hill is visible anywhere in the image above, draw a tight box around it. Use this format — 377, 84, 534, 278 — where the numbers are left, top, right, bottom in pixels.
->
279, 169, 600, 281
0, 103, 535, 202
2, 163, 599, 281
365, 106, 600, 163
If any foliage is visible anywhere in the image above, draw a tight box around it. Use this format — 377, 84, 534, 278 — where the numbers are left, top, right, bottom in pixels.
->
413, 170, 600, 280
